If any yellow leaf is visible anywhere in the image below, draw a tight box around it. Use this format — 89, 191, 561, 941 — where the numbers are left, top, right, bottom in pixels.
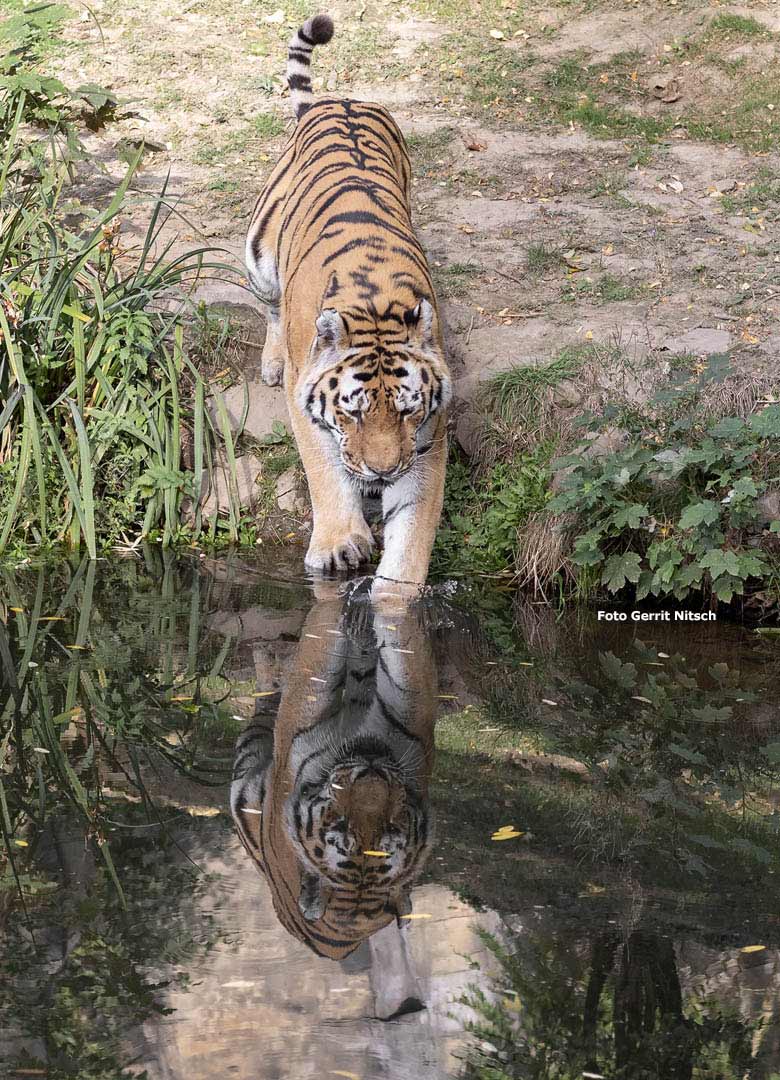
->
332, 1072, 360, 1080
363, 850, 390, 857
253, 690, 276, 697
10, 607, 24, 613
171, 695, 193, 702
14, 839, 29, 847
66, 644, 87, 650
740, 944, 766, 954
489, 28, 505, 39
399, 913, 432, 920
40, 616, 66, 621
492, 825, 524, 841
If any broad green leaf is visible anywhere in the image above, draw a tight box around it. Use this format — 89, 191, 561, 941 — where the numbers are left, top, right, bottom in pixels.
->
601, 552, 642, 592
678, 501, 720, 530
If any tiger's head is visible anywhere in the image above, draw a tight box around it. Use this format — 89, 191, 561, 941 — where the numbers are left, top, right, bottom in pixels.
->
298, 299, 452, 483
286, 735, 431, 920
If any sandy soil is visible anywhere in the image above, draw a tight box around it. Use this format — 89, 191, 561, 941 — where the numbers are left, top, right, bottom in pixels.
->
55, 0, 780, 405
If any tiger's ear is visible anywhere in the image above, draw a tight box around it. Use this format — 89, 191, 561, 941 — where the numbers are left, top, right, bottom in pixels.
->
403, 298, 436, 351
315, 309, 348, 348
298, 871, 326, 921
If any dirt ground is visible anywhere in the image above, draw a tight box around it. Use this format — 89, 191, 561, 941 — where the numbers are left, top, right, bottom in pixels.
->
56, 0, 780, 410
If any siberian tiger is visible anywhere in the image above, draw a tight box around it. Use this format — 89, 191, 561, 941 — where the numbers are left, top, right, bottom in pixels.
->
245, 14, 452, 593
230, 595, 437, 960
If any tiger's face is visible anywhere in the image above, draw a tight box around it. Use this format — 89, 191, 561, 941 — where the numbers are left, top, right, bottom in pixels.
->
290, 753, 429, 887
298, 299, 451, 483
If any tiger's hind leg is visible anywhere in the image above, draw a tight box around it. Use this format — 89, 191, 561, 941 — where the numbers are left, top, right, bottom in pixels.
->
246, 241, 286, 387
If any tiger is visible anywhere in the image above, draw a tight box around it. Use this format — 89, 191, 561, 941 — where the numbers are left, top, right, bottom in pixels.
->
230, 593, 437, 960
245, 14, 452, 594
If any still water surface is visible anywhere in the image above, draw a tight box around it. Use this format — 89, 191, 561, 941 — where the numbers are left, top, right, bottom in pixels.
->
1, 553, 779, 1079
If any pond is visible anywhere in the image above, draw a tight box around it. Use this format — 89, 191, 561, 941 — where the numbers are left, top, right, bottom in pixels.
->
1, 554, 779, 1079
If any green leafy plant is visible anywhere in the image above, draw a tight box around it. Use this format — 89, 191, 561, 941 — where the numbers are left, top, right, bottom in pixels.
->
550, 407, 780, 603
0, 14, 242, 557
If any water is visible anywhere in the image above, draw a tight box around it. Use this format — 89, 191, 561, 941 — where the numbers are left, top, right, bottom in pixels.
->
1, 553, 779, 1079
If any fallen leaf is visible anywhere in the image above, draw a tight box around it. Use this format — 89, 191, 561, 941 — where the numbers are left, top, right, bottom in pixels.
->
399, 913, 432, 920
14, 840, 29, 847
171, 695, 193, 702
264, 8, 285, 23
492, 830, 524, 840
741, 944, 766, 954
253, 690, 276, 697
541, 699, 558, 706
489, 28, 505, 39
363, 850, 390, 857
465, 140, 487, 151
9, 607, 24, 613
40, 616, 66, 621
65, 644, 87, 650
602, 244, 614, 256
632, 696, 653, 703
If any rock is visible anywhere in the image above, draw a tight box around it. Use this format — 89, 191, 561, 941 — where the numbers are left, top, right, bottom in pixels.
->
193, 453, 263, 519
210, 377, 289, 443
661, 328, 731, 356
276, 466, 307, 514
454, 408, 484, 456
207, 606, 306, 642
757, 490, 780, 526
583, 426, 629, 459
713, 178, 737, 193
550, 427, 628, 492
551, 378, 583, 408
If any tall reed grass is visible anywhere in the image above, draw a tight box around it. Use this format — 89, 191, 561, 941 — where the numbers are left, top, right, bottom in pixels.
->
0, 9, 245, 556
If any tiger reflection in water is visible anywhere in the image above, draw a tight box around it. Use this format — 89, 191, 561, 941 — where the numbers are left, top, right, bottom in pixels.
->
230, 592, 437, 960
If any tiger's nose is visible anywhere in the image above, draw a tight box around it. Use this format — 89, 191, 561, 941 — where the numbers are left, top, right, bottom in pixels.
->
369, 466, 397, 479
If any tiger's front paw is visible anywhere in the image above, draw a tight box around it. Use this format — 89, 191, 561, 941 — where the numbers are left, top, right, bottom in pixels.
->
305, 528, 374, 573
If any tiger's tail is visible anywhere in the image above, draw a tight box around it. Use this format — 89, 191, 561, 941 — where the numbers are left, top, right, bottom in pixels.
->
287, 14, 334, 120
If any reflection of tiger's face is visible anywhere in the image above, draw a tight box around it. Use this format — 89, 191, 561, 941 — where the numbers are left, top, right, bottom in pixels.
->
291, 742, 429, 892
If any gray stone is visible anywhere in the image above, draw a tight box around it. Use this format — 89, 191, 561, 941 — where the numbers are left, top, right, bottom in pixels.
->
195, 453, 263, 519
661, 328, 731, 356
275, 466, 307, 514
207, 606, 306, 642
210, 377, 289, 443
757, 490, 780, 526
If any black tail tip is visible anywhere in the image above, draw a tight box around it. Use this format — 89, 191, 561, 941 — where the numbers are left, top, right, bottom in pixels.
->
308, 13, 334, 45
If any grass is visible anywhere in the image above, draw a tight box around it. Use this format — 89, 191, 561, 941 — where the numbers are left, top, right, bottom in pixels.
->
526, 242, 561, 275
562, 272, 640, 303
0, 14, 252, 558
590, 169, 627, 197
434, 261, 482, 297
708, 12, 768, 38
405, 126, 456, 175
722, 166, 780, 219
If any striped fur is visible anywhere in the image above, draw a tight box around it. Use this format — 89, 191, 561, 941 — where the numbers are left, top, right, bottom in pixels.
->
246, 15, 452, 592
287, 14, 334, 119
230, 598, 436, 960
